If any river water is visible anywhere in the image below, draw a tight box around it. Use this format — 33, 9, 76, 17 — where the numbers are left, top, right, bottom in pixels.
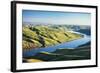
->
23, 32, 91, 57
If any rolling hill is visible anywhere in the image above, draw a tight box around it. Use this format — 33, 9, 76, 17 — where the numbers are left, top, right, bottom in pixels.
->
22, 25, 83, 50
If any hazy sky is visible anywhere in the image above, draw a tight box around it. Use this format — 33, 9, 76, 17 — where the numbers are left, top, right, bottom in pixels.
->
22, 10, 91, 25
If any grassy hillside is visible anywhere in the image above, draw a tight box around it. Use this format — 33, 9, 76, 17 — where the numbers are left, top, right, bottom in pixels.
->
22, 25, 83, 50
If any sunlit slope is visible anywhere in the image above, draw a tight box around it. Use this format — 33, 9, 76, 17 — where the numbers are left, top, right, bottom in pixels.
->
22, 25, 82, 50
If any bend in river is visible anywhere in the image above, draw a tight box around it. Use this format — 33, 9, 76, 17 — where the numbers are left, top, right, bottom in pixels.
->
23, 31, 91, 57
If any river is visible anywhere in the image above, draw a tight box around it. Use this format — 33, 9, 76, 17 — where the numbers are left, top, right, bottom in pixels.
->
23, 32, 91, 57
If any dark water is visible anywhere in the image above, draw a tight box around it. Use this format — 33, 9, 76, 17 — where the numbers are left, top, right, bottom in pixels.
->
23, 32, 91, 57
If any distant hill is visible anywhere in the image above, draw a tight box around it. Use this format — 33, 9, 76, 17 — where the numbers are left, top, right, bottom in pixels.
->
22, 25, 83, 50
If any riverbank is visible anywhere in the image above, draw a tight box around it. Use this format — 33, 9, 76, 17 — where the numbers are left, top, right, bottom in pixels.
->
23, 41, 91, 63
23, 59, 43, 63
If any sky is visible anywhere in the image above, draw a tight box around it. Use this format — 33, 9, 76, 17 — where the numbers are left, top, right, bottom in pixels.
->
22, 10, 91, 25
